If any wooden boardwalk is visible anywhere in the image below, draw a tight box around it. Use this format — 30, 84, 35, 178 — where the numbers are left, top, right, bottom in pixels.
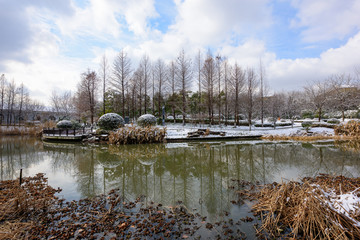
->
42, 128, 87, 142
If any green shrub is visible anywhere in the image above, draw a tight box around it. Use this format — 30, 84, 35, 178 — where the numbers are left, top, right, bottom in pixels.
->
98, 113, 125, 130
301, 121, 313, 131
56, 120, 73, 129
137, 114, 157, 127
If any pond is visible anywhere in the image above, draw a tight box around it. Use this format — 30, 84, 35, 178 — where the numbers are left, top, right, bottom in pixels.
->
1, 137, 360, 238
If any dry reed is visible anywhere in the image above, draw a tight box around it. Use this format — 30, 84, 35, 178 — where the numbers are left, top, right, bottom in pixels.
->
252, 174, 360, 239
108, 126, 167, 144
0, 173, 61, 239
335, 121, 360, 137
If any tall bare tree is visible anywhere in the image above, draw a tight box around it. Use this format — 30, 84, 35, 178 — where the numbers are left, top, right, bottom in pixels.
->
6, 79, 17, 125
230, 63, 245, 126
0, 74, 6, 124
201, 52, 215, 124
154, 59, 167, 117
195, 50, 203, 119
112, 50, 132, 117
140, 54, 151, 114
17, 82, 28, 126
76, 70, 99, 124
176, 49, 193, 125
245, 68, 258, 130
223, 58, 229, 125
99, 54, 110, 115
215, 55, 223, 125
168, 61, 177, 122
258, 59, 266, 126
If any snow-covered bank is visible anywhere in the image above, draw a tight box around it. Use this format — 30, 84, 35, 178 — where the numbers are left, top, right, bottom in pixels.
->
162, 122, 334, 139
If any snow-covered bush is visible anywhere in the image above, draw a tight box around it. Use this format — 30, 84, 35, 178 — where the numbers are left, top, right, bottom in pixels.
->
301, 121, 312, 132
327, 118, 340, 124
56, 120, 73, 129
137, 114, 157, 127
98, 113, 124, 130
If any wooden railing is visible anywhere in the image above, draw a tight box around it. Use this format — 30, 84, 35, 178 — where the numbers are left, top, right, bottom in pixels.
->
43, 128, 89, 136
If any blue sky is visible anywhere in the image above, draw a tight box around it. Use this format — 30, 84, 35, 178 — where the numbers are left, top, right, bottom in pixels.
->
1, 0, 360, 104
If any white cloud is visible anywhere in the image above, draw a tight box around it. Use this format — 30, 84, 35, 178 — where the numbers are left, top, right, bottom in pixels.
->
268, 31, 360, 91
171, 0, 272, 46
291, 0, 360, 42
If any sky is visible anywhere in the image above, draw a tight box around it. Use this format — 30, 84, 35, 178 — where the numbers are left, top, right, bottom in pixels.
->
1, 0, 360, 105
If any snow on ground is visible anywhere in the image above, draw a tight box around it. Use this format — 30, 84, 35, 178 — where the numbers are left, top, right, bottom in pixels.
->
162, 122, 334, 139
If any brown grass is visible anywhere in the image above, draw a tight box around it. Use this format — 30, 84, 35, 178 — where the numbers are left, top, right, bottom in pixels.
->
108, 126, 167, 144
252, 175, 360, 239
335, 121, 360, 137
0, 173, 61, 239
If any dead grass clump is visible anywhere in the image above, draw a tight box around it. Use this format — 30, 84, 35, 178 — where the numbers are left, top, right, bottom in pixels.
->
0, 125, 43, 136
108, 126, 167, 144
335, 120, 360, 137
253, 174, 360, 239
0, 173, 61, 239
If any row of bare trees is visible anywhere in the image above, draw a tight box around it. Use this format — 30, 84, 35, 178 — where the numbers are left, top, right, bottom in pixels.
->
0, 74, 44, 125
56, 49, 360, 126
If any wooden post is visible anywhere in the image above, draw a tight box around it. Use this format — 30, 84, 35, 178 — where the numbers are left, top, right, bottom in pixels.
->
19, 169, 22, 186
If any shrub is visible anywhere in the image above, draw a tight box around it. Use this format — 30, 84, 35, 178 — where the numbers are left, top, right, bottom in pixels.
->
137, 114, 157, 127
56, 120, 73, 129
327, 118, 340, 124
98, 113, 124, 130
301, 121, 312, 132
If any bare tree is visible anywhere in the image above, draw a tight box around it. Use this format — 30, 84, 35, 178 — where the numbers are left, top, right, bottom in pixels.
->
258, 59, 266, 126
230, 63, 245, 126
134, 67, 144, 116
245, 68, 258, 130
76, 70, 99, 124
112, 50, 132, 117
201, 52, 215, 124
304, 80, 329, 122
99, 54, 110, 115
195, 50, 203, 119
215, 55, 223, 125
140, 54, 151, 114
223, 59, 229, 125
154, 59, 167, 117
328, 73, 357, 121
0, 74, 6, 124
17, 82, 28, 126
6, 79, 17, 125
168, 61, 177, 122
175, 49, 193, 125
50, 90, 73, 120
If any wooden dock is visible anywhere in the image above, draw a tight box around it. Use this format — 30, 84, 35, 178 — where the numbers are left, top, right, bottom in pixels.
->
42, 128, 86, 142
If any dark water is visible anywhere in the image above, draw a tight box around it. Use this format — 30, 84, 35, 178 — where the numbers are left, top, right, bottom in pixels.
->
1, 137, 360, 235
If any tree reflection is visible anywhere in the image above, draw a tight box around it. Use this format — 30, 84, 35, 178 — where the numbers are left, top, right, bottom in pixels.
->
2, 138, 360, 219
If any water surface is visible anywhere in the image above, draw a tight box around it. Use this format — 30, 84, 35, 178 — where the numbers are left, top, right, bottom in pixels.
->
1, 137, 360, 228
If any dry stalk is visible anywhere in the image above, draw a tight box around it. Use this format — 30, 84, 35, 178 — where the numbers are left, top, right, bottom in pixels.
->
253, 175, 360, 239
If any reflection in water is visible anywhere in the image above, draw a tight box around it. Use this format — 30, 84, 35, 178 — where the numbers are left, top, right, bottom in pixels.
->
1, 138, 360, 221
